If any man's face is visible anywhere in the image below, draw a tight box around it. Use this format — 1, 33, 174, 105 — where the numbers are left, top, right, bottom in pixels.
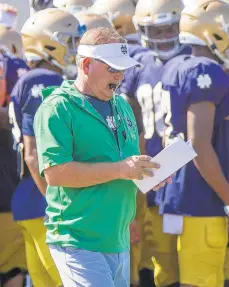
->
86, 58, 124, 101
147, 22, 179, 51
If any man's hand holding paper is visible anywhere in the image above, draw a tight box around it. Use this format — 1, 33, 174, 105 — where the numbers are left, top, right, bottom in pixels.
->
117, 154, 173, 190
133, 137, 197, 194
118, 155, 160, 180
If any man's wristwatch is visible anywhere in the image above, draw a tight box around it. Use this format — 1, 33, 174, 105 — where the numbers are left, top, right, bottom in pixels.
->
224, 206, 229, 217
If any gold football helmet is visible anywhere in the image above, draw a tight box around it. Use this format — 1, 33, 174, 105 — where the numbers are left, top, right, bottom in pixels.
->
0, 26, 23, 58
53, 0, 93, 14
88, 0, 136, 36
180, 0, 229, 69
21, 8, 85, 77
77, 12, 113, 30
134, 0, 184, 60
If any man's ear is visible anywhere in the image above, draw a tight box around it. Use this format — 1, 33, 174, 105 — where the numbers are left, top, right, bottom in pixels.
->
82, 57, 91, 75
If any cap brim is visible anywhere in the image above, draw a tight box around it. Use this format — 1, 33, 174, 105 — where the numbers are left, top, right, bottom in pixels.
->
101, 56, 142, 70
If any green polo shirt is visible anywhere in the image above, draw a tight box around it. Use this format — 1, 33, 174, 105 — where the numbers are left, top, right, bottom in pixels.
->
34, 80, 140, 253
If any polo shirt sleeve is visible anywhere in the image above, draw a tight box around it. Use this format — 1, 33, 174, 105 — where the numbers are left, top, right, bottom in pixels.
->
34, 100, 74, 177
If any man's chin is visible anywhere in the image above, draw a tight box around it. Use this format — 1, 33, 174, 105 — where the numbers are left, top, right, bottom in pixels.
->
96, 90, 113, 101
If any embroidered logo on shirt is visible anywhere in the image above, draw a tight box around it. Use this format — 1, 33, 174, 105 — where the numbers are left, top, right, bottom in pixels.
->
31, 84, 45, 98
125, 117, 133, 129
106, 116, 117, 130
197, 74, 212, 89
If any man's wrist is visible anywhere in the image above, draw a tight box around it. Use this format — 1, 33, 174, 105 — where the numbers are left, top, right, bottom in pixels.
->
112, 162, 123, 180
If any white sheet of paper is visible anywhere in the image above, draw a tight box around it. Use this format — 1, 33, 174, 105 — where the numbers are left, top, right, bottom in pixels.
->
163, 214, 184, 235
133, 137, 197, 194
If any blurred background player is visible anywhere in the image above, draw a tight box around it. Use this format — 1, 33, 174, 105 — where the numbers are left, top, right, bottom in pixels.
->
118, 0, 192, 286
0, 3, 28, 107
158, 1, 229, 286
29, 0, 54, 15
53, 0, 93, 15
0, 4, 29, 287
89, 0, 137, 39
0, 3, 17, 29
76, 11, 113, 31
9, 7, 85, 287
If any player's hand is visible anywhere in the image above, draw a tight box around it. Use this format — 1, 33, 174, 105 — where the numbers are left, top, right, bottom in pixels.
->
130, 219, 140, 244
118, 155, 160, 180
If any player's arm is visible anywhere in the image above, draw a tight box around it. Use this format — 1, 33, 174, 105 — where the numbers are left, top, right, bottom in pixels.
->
0, 106, 9, 129
23, 135, 47, 195
187, 101, 229, 205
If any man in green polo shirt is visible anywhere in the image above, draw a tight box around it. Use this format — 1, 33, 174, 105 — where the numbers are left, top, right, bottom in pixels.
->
34, 27, 167, 287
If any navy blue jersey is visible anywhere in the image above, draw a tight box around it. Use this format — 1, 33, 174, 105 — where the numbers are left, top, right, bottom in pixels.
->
122, 45, 191, 206
159, 55, 229, 216
10, 68, 63, 221
119, 44, 148, 134
0, 55, 28, 212
4, 55, 29, 96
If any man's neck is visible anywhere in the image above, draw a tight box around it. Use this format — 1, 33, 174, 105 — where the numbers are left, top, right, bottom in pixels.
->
74, 77, 96, 98
192, 46, 219, 63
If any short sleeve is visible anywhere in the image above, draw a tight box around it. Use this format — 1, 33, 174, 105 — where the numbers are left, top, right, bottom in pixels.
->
182, 61, 229, 108
22, 113, 35, 136
34, 100, 74, 176
21, 95, 42, 137
9, 79, 24, 143
6, 58, 29, 95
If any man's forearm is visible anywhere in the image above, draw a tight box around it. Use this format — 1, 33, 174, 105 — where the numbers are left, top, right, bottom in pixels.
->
193, 141, 229, 205
45, 161, 121, 188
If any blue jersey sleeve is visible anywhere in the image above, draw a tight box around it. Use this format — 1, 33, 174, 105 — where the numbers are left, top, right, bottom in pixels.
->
9, 78, 24, 144
119, 67, 138, 98
10, 79, 42, 138
5, 56, 29, 95
182, 60, 229, 108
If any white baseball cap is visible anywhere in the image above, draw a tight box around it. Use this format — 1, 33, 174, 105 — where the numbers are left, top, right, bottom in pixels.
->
77, 42, 141, 71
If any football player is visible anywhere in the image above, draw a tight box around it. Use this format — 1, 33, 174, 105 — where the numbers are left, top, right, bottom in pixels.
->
0, 55, 27, 287
0, 3, 29, 106
0, 5, 30, 286
29, 0, 54, 15
76, 10, 113, 29
0, 3, 17, 29
9, 8, 84, 287
89, 2, 148, 286
53, 0, 93, 14
123, 0, 192, 287
0, 26, 29, 107
159, 1, 229, 287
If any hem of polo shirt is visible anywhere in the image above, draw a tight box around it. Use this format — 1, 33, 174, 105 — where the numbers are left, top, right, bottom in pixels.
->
40, 158, 74, 177
47, 241, 130, 254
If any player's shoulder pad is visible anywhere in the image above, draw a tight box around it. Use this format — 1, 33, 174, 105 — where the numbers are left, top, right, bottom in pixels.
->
182, 57, 229, 94
163, 56, 229, 92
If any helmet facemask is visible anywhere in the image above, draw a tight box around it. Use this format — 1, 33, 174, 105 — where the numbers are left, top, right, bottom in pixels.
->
134, 12, 183, 60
